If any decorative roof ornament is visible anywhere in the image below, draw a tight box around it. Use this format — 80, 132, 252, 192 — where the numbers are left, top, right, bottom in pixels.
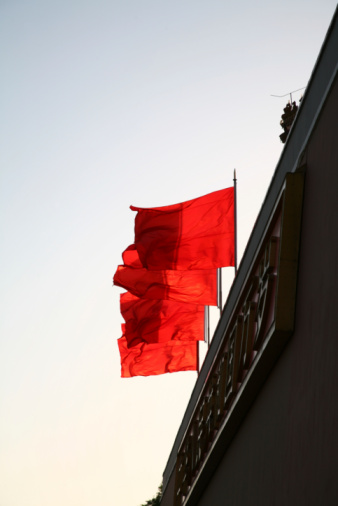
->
271, 86, 305, 143
279, 101, 299, 143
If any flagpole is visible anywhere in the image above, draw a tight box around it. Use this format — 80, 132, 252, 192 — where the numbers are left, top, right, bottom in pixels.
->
234, 169, 238, 276
217, 268, 222, 317
204, 305, 210, 351
197, 341, 199, 375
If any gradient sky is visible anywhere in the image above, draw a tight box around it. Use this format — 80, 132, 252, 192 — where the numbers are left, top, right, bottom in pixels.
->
1, 1, 336, 505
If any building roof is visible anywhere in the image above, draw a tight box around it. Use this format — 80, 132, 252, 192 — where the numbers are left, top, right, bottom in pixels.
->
162, 4, 338, 494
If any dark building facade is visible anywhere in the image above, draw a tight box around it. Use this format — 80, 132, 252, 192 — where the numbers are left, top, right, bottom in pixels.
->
161, 7, 338, 506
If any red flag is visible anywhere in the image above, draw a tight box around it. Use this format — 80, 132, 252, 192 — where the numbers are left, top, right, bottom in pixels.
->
131, 187, 234, 270
113, 263, 217, 306
118, 332, 198, 377
120, 292, 204, 347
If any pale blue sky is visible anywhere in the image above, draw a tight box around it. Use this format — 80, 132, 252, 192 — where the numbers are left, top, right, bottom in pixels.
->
1, 1, 336, 505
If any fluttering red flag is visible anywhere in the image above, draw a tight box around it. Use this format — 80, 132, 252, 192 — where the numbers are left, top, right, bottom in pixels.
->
113, 263, 217, 305
118, 331, 198, 377
115, 187, 235, 377
130, 187, 234, 271
120, 292, 204, 348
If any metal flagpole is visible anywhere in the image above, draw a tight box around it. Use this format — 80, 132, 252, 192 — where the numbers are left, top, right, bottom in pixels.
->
217, 268, 222, 317
204, 305, 210, 346
234, 169, 238, 275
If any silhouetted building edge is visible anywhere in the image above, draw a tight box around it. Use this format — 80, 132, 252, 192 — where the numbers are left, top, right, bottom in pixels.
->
161, 6, 338, 506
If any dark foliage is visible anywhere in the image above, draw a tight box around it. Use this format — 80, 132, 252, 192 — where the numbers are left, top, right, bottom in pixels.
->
141, 484, 162, 506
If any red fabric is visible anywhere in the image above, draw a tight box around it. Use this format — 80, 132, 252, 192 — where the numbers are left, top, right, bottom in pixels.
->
113, 263, 217, 306
118, 332, 198, 377
130, 187, 234, 270
122, 244, 143, 268
120, 292, 204, 347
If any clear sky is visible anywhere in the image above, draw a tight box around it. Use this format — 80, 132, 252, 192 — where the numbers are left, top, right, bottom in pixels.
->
1, 1, 336, 505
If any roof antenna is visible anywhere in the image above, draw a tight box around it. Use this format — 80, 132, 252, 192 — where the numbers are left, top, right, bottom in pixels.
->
271, 86, 306, 103
271, 87, 306, 143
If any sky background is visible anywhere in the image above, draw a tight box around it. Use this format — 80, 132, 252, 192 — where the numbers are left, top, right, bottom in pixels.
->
1, 1, 337, 505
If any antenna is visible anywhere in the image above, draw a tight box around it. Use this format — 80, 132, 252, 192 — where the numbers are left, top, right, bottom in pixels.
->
271, 86, 306, 103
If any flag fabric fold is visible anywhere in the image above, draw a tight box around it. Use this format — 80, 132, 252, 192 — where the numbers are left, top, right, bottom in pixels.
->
122, 244, 143, 268
113, 263, 217, 306
130, 187, 234, 271
120, 292, 204, 348
118, 332, 198, 377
